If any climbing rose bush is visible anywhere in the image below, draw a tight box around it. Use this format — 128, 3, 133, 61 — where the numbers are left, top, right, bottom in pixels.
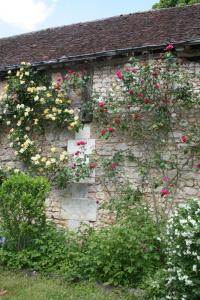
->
164, 199, 200, 300
0, 63, 92, 186
91, 44, 200, 219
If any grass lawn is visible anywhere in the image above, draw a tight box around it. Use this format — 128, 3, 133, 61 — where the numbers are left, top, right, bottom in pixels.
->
0, 270, 136, 300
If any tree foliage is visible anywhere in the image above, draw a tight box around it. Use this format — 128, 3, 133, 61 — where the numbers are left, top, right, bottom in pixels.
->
152, 0, 200, 9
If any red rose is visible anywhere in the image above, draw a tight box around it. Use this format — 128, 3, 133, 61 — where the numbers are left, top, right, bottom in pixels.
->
129, 89, 134, 96
161, 189, 169, 197
181, 136, 187, 144
98, 102, 105, 107
101, 129, 107, 136
108, 127, 114, 133
76, 140, 87, 146
116, 70, 123, 80
155, 83, 160, 90
144, 98, 150, 104
165, 43, 174, 51
196, 164, 200, 169
110, 163, 117, 170
89, 163, 97, 169
152, 71, 159, 77
162, 177, 169, 182
138, 92, 143, 97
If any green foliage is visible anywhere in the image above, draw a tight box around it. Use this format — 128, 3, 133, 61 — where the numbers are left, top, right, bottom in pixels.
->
0, 224, 79, 274
0, 184, 164, 289
152, 0, 200, 9
65, 188, 165, 287
76, 222, 162, 287
104, 185, 144, 220
0, 173, 49, 251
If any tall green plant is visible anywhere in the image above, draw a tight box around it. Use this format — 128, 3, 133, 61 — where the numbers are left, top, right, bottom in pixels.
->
0, 173, 49, 251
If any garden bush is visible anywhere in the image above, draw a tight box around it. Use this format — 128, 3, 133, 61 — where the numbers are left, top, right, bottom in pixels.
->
0, 224, 79, 274
0, 173, 49, 251
162, 199, 200, 300
68, 187, 165, 287
0, 184, 164, 288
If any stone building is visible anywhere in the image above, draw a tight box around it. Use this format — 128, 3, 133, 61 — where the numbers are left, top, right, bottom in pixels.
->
0, 4, 200, 228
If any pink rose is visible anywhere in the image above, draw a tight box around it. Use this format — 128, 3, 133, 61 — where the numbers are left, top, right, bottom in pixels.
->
165, 43, 174, 51
181, 136, 187, 144
76, 140, 87, 146
161, 189, 169, 197
116, 70, 123, 80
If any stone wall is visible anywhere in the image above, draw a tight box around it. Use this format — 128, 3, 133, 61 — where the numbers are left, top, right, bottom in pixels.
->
0, 56, 200, 228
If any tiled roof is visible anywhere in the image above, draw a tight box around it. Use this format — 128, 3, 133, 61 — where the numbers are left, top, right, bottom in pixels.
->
0, 4, 200, 71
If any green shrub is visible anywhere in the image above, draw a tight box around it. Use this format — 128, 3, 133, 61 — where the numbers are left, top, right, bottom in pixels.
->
0, 182, 165, 289
69, 188, 165, 287
77, 221, 162, 287
163, 199, 200, 300
0, 224, 79, 274
0, 173, 49, 251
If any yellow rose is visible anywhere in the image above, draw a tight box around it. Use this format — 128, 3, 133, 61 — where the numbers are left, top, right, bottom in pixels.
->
50, 147, 56, 153
44, 109, 49, 114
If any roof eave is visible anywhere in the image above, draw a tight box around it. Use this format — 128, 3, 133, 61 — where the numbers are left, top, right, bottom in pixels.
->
0, 39, 200, 76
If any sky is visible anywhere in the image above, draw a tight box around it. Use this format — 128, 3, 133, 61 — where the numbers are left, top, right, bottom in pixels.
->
0, 0, 156, 38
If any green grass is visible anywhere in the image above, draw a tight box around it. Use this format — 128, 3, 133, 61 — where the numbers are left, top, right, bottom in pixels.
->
0, 270, 135, 300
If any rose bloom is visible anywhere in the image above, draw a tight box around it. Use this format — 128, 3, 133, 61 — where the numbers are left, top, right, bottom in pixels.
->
155, 83, 160, 90
76, 140, 87, 146
144, 98, 150, 104
116, 70, 123, 80
165, 43, 174, 51
181, 135, 187, 143
101, 128, 107, 135
89, 163, 97, 169
129, 89, 134, 96
98, 102, 105, 108
138, 92, 143, 97
162, 176, 169, 182
152, 70, 159, 77
111, 163, 117, 170
108, 127, 114, 133
161, 189, 169, 197
196, 163, 200, 169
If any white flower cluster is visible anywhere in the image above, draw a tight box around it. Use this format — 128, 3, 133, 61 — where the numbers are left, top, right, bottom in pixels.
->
164, 199, 200, 300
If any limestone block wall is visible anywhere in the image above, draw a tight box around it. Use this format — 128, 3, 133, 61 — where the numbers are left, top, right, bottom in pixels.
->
0, 56, 200, 228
